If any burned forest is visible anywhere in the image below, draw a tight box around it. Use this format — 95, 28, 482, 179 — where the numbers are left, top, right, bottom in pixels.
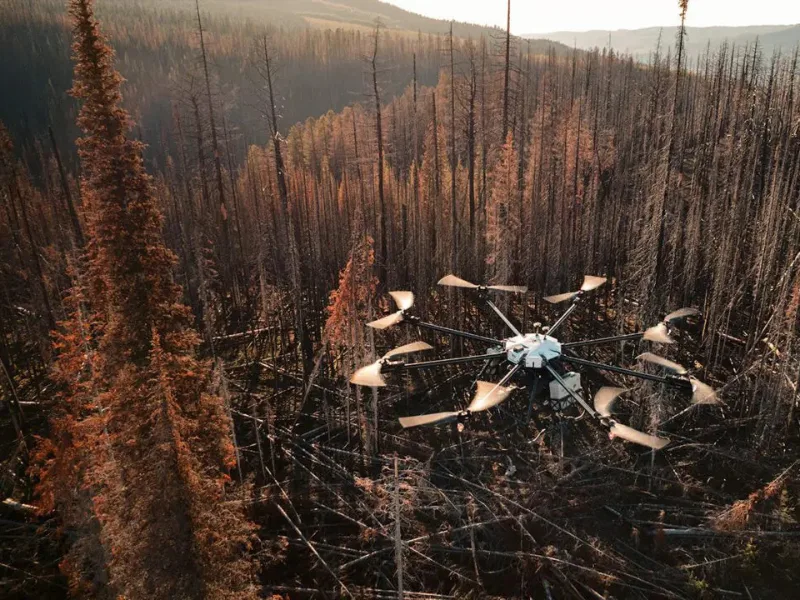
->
1, 0, 799, 598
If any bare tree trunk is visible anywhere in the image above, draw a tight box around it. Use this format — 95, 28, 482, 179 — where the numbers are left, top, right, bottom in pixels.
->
48, 126, 84, 247
372, 25, 388, 287
261, 35, 313, 377
449, 22, 458, 273
394, 454, 404, 599
467, 56, 477, 258
502, 0, 512, 141
195, 0, 232, 256
7, 177, 55, 331
189, 92, 211, 213
653, 1, 689, 300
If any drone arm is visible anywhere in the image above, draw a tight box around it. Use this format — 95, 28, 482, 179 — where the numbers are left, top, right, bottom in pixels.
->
548, 298, 581, 335
405, 315, 502, 345
497, 363, 523, 386
561, 332, 645, 348
544, 364, 596, 417
559, 355, 691, 389
387, 352, 507, 371
485, 298, 522, 337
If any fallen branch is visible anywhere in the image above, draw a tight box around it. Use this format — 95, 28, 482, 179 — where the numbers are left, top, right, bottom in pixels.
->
274, 502, 353, 598
2, 498, 37, 514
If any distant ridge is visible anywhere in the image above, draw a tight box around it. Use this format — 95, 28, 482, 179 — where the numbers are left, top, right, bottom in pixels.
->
526, 24, 800, 59
198, 0, 569, 53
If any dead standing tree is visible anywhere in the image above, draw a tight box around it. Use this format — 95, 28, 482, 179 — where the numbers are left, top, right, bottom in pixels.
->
255, 34, 314, 377
195, 0, 231, 253
501, 0, 512, 141
447, 22, 459, 275
371, 22, 389, 289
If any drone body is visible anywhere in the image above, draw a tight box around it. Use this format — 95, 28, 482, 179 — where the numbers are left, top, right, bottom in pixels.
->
350, 274, 719, 450
504, 333, 562, 369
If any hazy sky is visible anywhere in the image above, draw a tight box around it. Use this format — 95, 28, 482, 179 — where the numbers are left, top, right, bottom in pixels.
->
382, 0, 800, 34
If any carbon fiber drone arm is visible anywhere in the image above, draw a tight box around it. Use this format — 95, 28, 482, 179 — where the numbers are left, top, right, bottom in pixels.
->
403, 315, 502, 345
382, 352, 507, 373
548, 297, 581, 335
561, 332, 646, 348
485, 298, 522, 337
558, 355, 693, 389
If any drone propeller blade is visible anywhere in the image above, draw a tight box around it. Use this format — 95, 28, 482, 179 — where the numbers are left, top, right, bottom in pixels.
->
389, 291, 414, 311
637, 352, 688, 375
468, 380, 516, 413
367, 311, 404, 330
439, 274, 526, 293
544, 275, 605, 304
643, 322, 674, 344
488, 284, 529, 294
544, 291, 579, 304
438, 274, 478, 289
609, 422, 670, 450
350, 362, 386, 387
665, 307, 701, 323
594, 387, 627, 418
383, 341, 433, 359
399, 411, 461, 428
581, 275, 607, 292
369, 292, 415, 329
690, 377, 719, 405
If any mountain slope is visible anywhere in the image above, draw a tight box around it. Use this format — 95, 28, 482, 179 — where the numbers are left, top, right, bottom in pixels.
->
528, 24, 800, 59
166, 0, 568, 52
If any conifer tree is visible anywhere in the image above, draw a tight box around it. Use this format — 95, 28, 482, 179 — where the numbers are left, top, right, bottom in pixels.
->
325, 233, 378, 454
486, 133, 520, 287
36, 2, 258, 597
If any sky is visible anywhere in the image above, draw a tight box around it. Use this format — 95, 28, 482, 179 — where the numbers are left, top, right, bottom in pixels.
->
381, 0, 800, 34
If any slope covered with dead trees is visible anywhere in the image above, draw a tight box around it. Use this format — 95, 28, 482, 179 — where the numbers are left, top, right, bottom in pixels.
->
0, 0, 799, 598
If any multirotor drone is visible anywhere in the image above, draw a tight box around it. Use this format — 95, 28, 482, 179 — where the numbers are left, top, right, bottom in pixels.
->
350, 275, 720, 450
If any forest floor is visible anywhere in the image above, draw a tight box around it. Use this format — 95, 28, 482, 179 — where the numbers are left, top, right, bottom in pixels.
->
216, 297, 800, 599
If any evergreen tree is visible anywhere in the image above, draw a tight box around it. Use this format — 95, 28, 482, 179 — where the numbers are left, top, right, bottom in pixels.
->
35, 2, 258, 597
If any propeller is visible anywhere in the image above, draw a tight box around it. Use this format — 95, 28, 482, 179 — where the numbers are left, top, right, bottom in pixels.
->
689, 377, 719, 405
399, 379, 517, 428
593, 387, 628, 417
399, 412, 461, 428
368, 291, 415, 330
665, 307, 701, 322
637, 352, 688, 375
643, 307, 701, 344
636, 353, 719, 404
609, 422, 670, 450
350, 341, 433, 387
642, 322, 674, 344
593, 387, 670, 449
438, 274, 527, 294
468, 380, 517, 412
544, 275, 607, 304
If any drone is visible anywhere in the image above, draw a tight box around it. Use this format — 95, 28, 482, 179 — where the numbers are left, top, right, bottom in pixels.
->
349, 275, 720, 450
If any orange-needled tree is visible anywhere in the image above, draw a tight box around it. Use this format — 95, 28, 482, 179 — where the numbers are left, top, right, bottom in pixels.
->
34, 1, 258, 597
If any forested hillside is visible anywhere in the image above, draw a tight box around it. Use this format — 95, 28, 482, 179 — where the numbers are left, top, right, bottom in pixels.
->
533, 23, 800, 61
0, 0, 439, 170
0, 0, 567, 171
1, 0, 799, 598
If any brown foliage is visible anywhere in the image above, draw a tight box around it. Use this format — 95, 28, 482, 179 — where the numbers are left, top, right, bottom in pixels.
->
486, 132, 520, 284
33, 1, 258, 597
325, 234, 378, 354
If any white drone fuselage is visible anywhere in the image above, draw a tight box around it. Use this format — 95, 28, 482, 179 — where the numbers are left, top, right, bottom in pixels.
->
504, 333, 562, 369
